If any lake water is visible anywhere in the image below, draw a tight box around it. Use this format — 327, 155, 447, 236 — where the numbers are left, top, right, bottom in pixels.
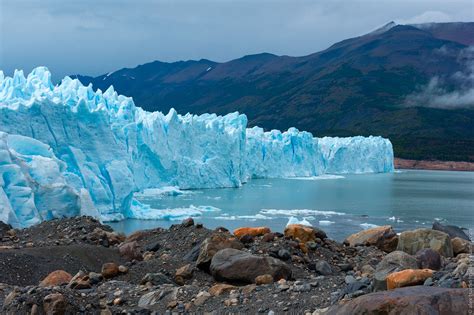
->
109, 170, 474, 241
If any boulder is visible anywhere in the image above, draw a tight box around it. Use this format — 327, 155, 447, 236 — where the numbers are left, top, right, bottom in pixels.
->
284, 224, 327, 243
374, 251, 419, 291
210, 248, 292, 284
316, 260, 333, 275
452, 237, 472, 255
43, 293, 67, 315
433, 221, 470, 240
118, 241, 143, 261
415, 248, 441, 270
386, 269, 434, 290
397, 229, 453, 257
344, 225, 398, 252
101, 262, 119, 278
327, 286, 469, 315
196, 233, 244, 270
233, 227, 271, 238
40, 270, 73, 287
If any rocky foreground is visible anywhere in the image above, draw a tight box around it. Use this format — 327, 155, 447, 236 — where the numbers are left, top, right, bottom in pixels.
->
0, 217, 472, 314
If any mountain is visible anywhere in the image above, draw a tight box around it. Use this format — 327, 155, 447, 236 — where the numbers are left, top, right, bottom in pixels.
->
76, 22, 474, 162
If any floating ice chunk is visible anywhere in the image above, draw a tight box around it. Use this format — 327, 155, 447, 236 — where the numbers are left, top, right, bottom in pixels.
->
286, 175, 345, 180
214, 213, 271, 221
388, 216, 404, 223
126, 202, 221, 221
319, 220, 335, 225
135, 186, 195, 198
261, 209, 346, 217
287, 216, 312, 226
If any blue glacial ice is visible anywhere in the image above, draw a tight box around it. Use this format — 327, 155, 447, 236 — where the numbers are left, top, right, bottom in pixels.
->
0, 67, 394, 227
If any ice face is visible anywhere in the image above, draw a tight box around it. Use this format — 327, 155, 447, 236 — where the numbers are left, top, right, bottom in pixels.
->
0, 67, 394, 227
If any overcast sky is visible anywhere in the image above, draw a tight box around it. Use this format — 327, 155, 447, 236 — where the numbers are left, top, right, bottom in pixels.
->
1, 0, 472, 79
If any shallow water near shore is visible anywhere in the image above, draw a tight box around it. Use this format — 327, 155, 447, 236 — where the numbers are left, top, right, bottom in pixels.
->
109, 170, 474, 241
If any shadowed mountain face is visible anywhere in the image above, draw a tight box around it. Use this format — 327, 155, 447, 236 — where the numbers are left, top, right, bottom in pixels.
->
76, 22, 474, 162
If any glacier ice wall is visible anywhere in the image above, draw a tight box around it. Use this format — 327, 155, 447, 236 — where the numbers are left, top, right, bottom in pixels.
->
0, 67, 394, 227
318, 136, 394, 174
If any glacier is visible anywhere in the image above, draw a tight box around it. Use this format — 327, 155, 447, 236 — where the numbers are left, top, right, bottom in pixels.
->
0, 67, 394, 228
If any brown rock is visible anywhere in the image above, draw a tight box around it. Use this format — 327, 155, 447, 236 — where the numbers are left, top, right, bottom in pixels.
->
40, 270, 73, 287
262, 232, 276, 242
208, 283, 236, 296
196, 233, 243, 270
233, 227, 271, 238
397, 229, 453, 257
327, 286, 469, 315
182, 217, 194, 227
386, 269, 434, 290
242, 284, 257, 295
119, 241, 143, 261
92, 228, 125, 246
284, 224, 326, 243
101, 263, 119, 278
255, 274, 273, 285
175, 264, 194, 285
415, 248, 441, 270
43, 293, 67, 315
344, 225, 398, 252
452, 237, 472, 255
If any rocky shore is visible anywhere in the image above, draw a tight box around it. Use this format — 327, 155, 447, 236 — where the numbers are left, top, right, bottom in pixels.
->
0, 217, 472, 314
394, 158, 474, 172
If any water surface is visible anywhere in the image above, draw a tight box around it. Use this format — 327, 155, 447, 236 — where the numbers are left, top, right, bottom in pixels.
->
110, 170, 474, 241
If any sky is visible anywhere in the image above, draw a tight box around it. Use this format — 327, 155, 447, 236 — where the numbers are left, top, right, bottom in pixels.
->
0, 0, 473, 80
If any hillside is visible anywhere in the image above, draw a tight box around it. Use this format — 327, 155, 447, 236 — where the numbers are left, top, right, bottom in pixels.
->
76, 22, 474, 161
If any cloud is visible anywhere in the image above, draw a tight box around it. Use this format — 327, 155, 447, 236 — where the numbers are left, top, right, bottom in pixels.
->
398, 10, 452, 24
404, 46, 474, 109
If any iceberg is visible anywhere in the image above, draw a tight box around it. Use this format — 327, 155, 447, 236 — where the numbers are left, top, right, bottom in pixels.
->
0, 67, 394, 227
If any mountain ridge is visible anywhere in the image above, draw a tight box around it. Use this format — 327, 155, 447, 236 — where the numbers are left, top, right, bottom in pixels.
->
76, 22, 474, 162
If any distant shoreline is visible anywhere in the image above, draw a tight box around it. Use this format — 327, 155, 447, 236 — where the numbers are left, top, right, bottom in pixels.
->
394, 158, 474, 172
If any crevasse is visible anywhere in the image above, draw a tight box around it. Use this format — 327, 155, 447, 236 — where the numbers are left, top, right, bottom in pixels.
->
0, 67, 394, 227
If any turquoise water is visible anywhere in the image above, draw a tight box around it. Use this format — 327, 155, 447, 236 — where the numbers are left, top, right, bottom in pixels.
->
109, 170, 474, 241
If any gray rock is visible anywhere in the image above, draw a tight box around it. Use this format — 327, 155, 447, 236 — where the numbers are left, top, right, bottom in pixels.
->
293, 283, 311, 292
145, 241, 161, 252
433, 221, 470, 240
210, 248, 291, 284
277, 249, 291, 261
183, 243, 201, 262
140, 273, 173, 286
423, 277, 433, 286
344, 275, 357, 284
138, 286, 178, 310
316, 260, 332, 275
374, 250, 418, 291
397, 228, 453, 257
